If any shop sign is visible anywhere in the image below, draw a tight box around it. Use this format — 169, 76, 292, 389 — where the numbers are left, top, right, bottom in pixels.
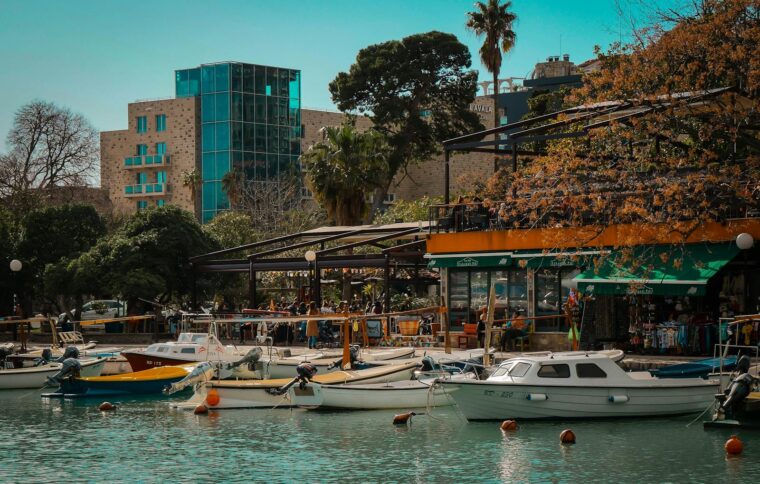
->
456, 257, 479, 267
469, 103, 493, 113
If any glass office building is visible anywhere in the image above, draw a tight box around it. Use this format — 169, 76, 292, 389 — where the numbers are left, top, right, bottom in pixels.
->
176, 62, 302, 223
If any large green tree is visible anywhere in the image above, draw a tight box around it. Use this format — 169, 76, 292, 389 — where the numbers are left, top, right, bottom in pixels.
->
466, 0, 518, 170
301, 123, 390, 226
16, 204, 106, 315
48, 206, 219, 307
329, 31, 483, 215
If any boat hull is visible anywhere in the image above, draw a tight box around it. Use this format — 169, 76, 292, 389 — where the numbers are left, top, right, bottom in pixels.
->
122, 352, 196, 371
292, 380, 456, 409
440, 380, 719, 420
43, 364, 201, 397
175, 361, 419, 410
0, 358, 106, 390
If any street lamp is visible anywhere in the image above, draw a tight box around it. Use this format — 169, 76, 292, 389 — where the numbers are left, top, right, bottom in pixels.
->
9, 259, 22, 341
736, 233, 754, 250
304, 250, 317, 303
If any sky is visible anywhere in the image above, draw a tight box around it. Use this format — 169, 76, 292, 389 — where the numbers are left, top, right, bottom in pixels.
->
0, 0, 654, 146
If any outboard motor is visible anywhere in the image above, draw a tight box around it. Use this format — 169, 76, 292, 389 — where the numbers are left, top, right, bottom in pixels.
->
41, 349, 53, 362
721, 355, 756, 416
267, 363, 318, 396
56, 346, 80, 362
163, 362, 214, 395
45, 358, 82, 386
228, 347, 263, 370
419, 356, 439, 373
327, 345, 360, 370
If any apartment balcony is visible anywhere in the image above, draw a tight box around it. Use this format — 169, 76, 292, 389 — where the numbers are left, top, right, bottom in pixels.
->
124, 154, 171, 169
124, 183, 170, 197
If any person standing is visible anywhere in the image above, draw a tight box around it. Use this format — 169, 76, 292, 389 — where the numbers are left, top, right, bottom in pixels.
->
306, 301, 320, 349
477, 307, 487, 348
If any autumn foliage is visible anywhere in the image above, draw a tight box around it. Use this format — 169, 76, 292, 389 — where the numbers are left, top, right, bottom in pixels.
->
482, 0, 760, 249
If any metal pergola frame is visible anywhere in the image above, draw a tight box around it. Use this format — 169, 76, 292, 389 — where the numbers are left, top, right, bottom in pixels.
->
441, 86, 743, 203
191, 225, 431, 309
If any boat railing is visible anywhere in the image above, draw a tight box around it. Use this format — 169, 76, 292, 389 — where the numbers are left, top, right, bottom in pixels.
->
716, 316, 760, 391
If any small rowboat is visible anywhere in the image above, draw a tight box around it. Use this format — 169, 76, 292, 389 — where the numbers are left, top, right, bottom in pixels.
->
290, 372, 477, 410
0, 358, 106, 390
42, 363, 214, 397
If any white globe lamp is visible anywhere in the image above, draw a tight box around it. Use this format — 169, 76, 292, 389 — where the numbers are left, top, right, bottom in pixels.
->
9, 259, 22, 272
736, 233, 754, 250
304, 250, 317, 262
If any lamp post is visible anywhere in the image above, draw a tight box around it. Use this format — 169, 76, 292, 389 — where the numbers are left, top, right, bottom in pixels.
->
305, 250, 317, 304
9, 259, 22, 341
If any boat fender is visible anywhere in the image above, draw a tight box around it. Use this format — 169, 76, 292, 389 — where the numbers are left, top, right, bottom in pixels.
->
608, 395, 629, 403
526, 393, 548, 401
194, 404, 209, 415
500, 420, 518, 431
205, 389, 220, 406
98, 402, 116, 411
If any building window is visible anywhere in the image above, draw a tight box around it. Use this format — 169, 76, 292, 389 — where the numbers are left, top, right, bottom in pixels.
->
136, 116, 147, 133
156, 199, 165, 208
137, 144, 147, 156
136, 200, 148, 210
136, 172, 147, 185
155, 114, 167, 132
156, 171, 167, 184
156, 142, 166, 155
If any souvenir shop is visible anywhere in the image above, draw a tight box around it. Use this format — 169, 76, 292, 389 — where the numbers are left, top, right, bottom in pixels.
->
575, 242, 760, 355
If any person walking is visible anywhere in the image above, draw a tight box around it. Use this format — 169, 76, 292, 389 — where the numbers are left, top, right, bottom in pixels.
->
306, 301, 320, 349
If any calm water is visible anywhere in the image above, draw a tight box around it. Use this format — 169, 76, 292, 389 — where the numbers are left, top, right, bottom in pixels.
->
0, 390, 757, 483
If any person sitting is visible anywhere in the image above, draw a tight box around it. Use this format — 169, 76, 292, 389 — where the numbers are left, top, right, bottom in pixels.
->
501, 310, 527, 352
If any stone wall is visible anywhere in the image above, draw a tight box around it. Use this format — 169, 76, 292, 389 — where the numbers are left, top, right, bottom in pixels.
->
100, 97, 200, 218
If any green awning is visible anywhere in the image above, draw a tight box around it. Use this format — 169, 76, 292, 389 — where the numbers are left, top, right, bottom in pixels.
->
511, 250, 602, 269
427, 253, 512, 269
574, 243, 739, 296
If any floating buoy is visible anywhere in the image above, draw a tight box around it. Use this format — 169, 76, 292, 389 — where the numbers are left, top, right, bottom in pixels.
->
500, 419, 518, 431
725, 435, 743, 455
393, 412, 416, 425
206, 389, 220, 406
194, 404, 209, 415
98, 402, 115, 412
560, 429, 576, 444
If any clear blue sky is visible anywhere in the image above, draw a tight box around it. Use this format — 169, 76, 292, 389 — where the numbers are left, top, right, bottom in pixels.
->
0, 0, 650, 145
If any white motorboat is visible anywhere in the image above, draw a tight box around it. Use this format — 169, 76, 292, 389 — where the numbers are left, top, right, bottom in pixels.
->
174, 360, 419, 410
0, 358, 106, 390
439, 351, 719, 420
122, 331, 255, 376
290, 372, 477, 410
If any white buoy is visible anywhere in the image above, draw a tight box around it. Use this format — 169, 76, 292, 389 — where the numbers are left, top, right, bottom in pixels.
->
527, 393, 548, 401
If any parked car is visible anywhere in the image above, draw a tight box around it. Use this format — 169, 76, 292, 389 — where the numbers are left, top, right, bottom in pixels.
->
59, 300, 126, 332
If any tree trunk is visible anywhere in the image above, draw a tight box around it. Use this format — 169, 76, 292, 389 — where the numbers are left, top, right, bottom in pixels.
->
366, 184, 389, 224
493, 69, 500, 173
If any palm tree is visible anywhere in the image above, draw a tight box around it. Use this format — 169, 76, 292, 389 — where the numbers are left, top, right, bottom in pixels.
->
181, 169, 201, 209
300, 123, 389, 226
221, 168, 245, 210
466, 0, 517, 171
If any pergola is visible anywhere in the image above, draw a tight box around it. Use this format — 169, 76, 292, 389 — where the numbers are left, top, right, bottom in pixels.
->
441, 87, 755, 203
189, 222, 432, 310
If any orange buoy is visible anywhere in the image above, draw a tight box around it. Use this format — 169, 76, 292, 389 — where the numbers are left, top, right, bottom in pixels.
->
194, 404, 209, 415
393, 412, 416, 425
725, 435, 743, 455
98, 402, 115, 411
560, 429, 576, 444
500, 420, 518, 431
206, 389, 220, 406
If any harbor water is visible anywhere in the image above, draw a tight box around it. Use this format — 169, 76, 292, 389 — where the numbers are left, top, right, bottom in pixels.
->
1, 390, 758, 483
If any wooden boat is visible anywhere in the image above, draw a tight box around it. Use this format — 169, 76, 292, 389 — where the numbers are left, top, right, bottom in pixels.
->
650, 356, 738, 379
0, 358, 106, 390
263, 347, 416, 379
42, 362, 214, 398
290, 372, 477, 410
174, 360, 419, 410
440, 352, 719, 420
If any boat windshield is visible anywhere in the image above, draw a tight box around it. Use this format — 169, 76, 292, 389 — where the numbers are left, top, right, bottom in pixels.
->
508, 362, 532, 377
146, 345, 159, 352
491, 362, 515, 377
191, 335, 207, 343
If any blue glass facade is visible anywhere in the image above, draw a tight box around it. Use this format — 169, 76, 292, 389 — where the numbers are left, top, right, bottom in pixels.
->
176, 62, 301, 223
